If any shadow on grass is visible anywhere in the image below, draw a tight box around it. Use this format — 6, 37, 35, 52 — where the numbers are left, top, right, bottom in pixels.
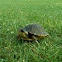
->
13, 36, 35, 46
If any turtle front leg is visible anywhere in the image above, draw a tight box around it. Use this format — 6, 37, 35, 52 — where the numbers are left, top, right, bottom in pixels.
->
32, 36, 39, 46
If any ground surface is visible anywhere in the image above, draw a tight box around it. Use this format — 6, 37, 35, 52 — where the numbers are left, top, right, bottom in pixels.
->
0, 0, 62, 62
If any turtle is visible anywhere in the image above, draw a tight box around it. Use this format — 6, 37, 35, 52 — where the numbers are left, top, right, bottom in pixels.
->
17, 24, 49, 43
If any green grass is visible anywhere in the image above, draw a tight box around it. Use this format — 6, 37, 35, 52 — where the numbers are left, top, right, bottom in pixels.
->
0, 0, 62, 62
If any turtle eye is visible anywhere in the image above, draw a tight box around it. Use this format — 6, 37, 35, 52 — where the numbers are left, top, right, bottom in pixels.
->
21, 29, 24, 32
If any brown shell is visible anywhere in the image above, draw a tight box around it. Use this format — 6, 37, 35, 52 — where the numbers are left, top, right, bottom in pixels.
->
23, 24, 49, 37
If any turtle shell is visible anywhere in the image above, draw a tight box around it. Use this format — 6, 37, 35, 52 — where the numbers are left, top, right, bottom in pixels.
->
23, 24, 49, 37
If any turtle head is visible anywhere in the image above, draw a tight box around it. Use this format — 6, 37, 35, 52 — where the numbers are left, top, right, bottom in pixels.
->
18, 28, 28, 39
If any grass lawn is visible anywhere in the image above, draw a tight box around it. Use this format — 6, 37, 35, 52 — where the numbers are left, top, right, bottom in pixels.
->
0, 0, 62, 62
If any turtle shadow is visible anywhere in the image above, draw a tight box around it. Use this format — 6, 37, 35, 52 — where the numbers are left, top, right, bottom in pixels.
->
15, 35, 49, 46
15, 37, 34, 45
13, 35, 49, 46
